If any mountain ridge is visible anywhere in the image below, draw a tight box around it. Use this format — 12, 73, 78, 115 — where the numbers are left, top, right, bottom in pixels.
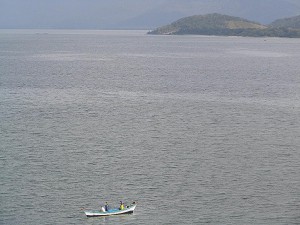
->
148, 13, 300, 38
270, 15, 300, 29
114, 0, 300, 29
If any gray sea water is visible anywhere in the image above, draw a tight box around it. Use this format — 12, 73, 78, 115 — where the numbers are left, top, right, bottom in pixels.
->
0, 30, 299, 225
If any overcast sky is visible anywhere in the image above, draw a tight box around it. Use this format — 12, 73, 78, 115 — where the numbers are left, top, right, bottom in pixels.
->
1, 0, 300, 29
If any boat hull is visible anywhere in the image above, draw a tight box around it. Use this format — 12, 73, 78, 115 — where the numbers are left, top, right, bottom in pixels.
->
84, 204, 136, 217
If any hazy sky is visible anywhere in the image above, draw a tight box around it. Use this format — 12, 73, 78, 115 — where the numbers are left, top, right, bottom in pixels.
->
0, 0, 158, 28
1, 0, 300, 29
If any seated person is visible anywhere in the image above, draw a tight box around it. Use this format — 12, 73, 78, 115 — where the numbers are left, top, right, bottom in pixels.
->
105, 202, 109, 211
119, 201, 124, 210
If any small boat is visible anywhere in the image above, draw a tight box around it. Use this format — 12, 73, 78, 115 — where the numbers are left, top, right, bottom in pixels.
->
84, 202, 137, 217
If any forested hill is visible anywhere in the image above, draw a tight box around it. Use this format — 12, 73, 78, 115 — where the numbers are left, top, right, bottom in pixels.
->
270, 15, 300, 29
148, 13, 300, 38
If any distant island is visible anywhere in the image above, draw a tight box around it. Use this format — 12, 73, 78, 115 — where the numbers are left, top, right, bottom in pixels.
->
148, 13, 300, 38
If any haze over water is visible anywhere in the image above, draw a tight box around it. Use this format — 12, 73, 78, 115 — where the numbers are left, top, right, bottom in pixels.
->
0, 30, 299, 225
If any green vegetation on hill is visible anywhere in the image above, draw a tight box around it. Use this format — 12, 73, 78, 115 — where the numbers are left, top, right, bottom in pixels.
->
148, 13, 300, 38
270, 15, 300, 29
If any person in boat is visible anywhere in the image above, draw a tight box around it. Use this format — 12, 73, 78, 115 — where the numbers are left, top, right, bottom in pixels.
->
119, 201, 124, 210
105, 202, 109, 212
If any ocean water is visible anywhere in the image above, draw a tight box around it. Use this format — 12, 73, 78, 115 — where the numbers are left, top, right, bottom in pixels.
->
0, 30, 299, 225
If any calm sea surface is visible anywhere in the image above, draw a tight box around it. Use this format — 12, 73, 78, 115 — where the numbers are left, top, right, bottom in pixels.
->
0, 30, 299, 225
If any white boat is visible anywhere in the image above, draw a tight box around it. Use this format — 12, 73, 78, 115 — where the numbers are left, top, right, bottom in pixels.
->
84, 203, 137, 217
